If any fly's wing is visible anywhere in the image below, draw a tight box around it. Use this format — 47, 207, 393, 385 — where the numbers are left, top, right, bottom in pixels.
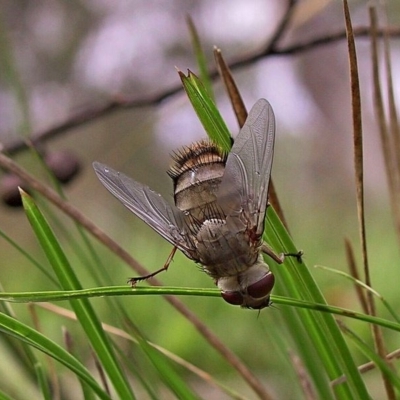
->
217, 99, 275, 236
93, 162, 195, 258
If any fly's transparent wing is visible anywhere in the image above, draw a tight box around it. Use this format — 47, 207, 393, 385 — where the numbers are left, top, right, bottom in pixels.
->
217, 99, 275, 236
93, 162, 195, 258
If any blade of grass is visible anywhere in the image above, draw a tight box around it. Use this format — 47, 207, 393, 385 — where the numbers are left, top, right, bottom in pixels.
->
348, 2, 394, 397
178, 71, 335, 398
315, 265, 400, 323
178, 70, 231, 152
40, 302, 250, 400
135, 333, 201, 400
183, 54, 359, 397
0, 152, 275, 400
213, 47, 289, 230
20, 189, 135, 400
382, 8, 400, 245
370, 4, 400, 250
1, 287, 400, 332
0, 228, 58, 286
186, 16, 214, 103
267, 207, 369, 399
0, 285, 61, 398
338, 320, 400, 392
35, 362, 52, 400
0, 390, 15, 400
0, 312, 111, 400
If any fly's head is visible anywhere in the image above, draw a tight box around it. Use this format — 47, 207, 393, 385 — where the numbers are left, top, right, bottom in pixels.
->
167, 140, 227, 222
216, 256, 275, 309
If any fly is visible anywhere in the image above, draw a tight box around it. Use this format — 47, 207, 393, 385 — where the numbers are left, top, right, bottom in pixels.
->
93, 99, 298, 309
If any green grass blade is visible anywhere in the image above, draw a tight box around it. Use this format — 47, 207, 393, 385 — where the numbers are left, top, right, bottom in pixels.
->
35, 362, 52, 400
179, 70, 231, 152
0, 312, 110, 400
0, 228, 58, 286
266, 207, 370, 398
186, 16, 214, 102
180, 75, 370, 397
0, 390, 14, 400
316, 265, 400, 324
137, 335, 201, 400
0, 288, 399, 332
20, 189, 135, 400
339, 321, 400, 392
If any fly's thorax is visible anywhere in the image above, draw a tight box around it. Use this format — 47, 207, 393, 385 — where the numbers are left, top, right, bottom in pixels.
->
216, 256, 274, 309
167, 140, 227, 219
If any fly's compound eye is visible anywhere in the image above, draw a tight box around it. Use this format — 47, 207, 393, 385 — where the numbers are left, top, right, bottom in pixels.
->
247, 272, 275, 299
221, 291, 244, 306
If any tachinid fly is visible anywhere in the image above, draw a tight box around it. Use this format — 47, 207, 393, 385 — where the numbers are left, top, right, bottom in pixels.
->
93, 98, 285, 309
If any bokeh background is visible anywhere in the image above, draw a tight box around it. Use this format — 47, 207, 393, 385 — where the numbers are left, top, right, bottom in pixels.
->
1, 0, 400, 398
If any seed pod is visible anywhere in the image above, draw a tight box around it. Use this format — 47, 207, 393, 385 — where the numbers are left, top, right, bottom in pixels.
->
45, 150, 81, 184
0, 173, 27, 207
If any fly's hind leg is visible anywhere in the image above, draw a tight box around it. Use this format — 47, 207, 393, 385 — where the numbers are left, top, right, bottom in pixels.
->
261, 242, 303, 264
128, 246, 177, 286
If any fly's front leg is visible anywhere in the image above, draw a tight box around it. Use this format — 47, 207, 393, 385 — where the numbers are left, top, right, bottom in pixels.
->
261, 242, 303, 264
128, 246, 178, 286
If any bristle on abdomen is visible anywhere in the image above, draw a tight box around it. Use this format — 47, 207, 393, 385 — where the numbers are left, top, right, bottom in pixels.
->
167, 140, 226, 179
167, 140, 227, 223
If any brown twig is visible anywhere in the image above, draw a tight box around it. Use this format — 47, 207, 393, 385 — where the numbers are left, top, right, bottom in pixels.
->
369, 9, 397, 398
290, 350, 317, 400
331, 348, 400, 386
214, 46, 290, 231
38, 302, 248, 400
344, 238, 368, 314
263, 0, 298, 52
382, 13, 400, 248
3, 26, 400, 157
344, 2, 394, 398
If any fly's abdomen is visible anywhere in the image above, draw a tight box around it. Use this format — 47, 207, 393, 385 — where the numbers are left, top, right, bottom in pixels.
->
195, 219, 260, 278
167, 140, 226, 222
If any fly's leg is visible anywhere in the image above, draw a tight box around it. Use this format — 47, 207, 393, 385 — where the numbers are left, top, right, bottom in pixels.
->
261, 242, 303, 264
128, 246, 177, 286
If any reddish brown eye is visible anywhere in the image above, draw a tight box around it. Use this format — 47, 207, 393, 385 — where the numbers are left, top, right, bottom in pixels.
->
221, 291, 244, 305
247, 273, 275, 299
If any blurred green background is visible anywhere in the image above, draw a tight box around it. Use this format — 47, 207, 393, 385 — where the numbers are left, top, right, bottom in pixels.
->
1, 1, 400, 398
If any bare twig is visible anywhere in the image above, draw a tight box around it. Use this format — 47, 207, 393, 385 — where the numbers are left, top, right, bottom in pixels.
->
263, 0, 298, 52
290, 350, 317, 400
382, 12, 400, 247
3, 25, 400, 156
369, 10, 397, 398
38, 302, 248, 400
344, 2, 394, 398
344, 238, 368, 314
214, 47, 289, 231
331, 347, 400, 386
